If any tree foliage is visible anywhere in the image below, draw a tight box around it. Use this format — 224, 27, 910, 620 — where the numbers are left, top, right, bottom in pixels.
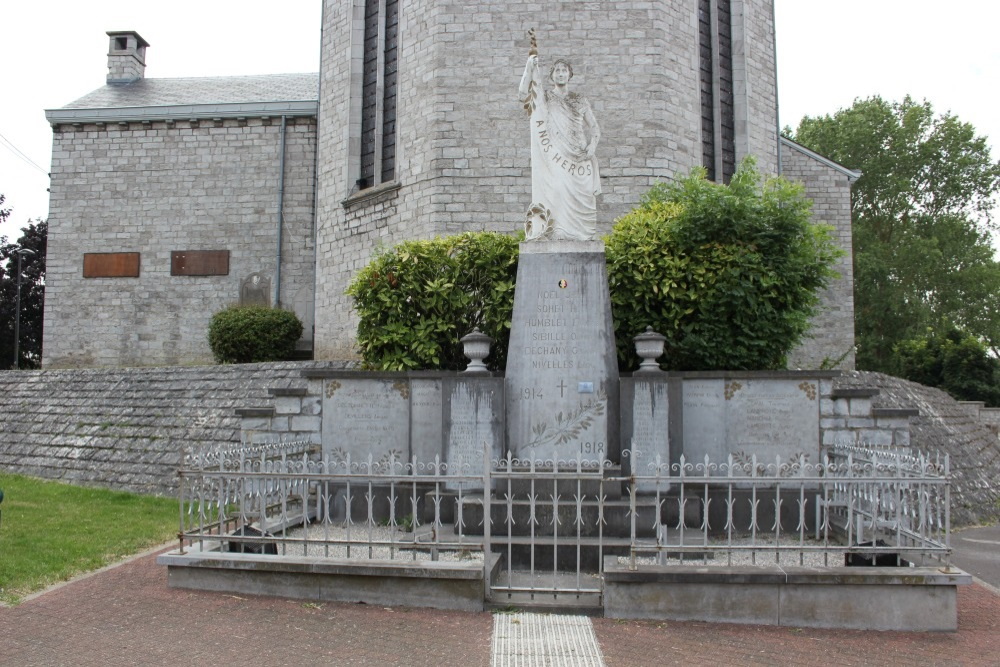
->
893, 325, 1000, 407
606, 160, 841, 370
207, 306, 303, 364
346, 232, 520, 371
0, 218, 47, 369
790, 96, 1000, 369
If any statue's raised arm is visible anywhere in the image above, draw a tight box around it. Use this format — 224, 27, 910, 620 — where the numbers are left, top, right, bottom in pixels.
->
519, 30, 602, 241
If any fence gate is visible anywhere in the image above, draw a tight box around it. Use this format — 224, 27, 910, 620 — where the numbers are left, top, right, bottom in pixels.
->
482, 454, 625, 609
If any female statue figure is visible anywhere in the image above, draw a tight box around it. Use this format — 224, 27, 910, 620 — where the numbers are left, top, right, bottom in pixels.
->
518, 31, 602, 241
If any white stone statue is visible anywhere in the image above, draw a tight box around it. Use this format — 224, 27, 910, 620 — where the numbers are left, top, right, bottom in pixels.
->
518, 30, 602, 241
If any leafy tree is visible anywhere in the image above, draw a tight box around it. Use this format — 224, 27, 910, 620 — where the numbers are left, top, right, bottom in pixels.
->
347, 232, 519, 371
893, 325, 1000, 407
606, 159, 841, 370
0, 219, 47, 369
207, 306, 303, 364
790, 96, 1000, 369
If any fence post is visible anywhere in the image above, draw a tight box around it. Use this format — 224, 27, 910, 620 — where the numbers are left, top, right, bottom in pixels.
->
482, 440, 492, 601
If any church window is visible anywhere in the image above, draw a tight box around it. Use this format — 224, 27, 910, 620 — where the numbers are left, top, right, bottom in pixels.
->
698, 0, 736, 184
357, 0, 399, 190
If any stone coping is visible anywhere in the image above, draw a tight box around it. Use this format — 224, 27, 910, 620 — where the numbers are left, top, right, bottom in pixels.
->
519, 239, 605, 254
872, 408, 920, 418
602, 557, 971, 587
300, 369, 501, 379
158, 550, 494, 580
235, 407, 275, 418
268, 387, 308, 397
666, 370, 840, 380
830, 387, 881, 398
300, 369, 838, 381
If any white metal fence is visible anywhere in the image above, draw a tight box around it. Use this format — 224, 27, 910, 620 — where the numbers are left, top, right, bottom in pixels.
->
176, 441, 951, 601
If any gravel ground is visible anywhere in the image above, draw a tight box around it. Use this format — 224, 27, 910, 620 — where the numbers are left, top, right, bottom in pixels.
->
272, 523, 486, 562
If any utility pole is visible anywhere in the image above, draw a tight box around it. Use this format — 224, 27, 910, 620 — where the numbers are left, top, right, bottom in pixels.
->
13, 247, 36, 370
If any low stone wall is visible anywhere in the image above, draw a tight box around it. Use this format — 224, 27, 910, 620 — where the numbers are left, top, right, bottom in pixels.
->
836, 372, 1000, 527
602, 558, 971, 631
159, 550, 496, 613
0, 362, 349, 495
1, 365, 998, 525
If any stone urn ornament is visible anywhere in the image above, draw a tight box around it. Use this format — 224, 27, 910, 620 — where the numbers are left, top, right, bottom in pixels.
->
460, 328, 493, 374
633, 326, 666, 373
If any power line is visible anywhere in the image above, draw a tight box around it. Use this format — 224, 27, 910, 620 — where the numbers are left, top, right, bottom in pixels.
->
0, 131, 48, 175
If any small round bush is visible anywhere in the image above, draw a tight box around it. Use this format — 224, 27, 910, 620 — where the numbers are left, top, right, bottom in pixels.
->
208, 305, 304, 363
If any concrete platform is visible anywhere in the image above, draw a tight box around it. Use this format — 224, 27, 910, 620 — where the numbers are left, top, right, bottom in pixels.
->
158, 549, 500, 612
603, 557, 972, 631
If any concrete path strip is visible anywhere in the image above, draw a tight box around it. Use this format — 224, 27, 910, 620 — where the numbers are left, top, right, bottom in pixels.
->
492, 612, 605, 666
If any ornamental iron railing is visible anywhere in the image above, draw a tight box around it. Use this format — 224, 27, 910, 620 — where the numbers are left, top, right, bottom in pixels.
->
176, 441, 951, 601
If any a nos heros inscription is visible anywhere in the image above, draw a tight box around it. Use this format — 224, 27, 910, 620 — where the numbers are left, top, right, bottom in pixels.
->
536, 119, 594, 179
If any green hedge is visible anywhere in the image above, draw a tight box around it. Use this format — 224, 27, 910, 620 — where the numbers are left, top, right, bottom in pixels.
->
607, 159, 841, 370
207, 305, 304, 363
349, 160, 840, 372
346, 232, 520, 371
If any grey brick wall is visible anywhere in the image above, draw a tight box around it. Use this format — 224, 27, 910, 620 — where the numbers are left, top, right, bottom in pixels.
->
781, 139, 857, 370
314, 0, 780, 360
44, 117, 317, 368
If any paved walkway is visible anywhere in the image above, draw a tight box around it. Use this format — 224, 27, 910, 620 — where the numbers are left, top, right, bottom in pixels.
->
1, 548, 998, 666
952, 525, 1000, 593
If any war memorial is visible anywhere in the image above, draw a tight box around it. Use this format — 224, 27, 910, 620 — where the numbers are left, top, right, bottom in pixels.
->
149, 25, 962, 630
3, 0, 995, 634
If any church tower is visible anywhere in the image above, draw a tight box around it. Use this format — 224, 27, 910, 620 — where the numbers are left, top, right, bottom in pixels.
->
313, 1, 783, 360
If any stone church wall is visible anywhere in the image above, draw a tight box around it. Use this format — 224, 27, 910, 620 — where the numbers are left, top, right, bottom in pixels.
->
781, 139, 857, 370
734, 0, 779, 174
315, 0, 776, 359
44, 117, 317, 368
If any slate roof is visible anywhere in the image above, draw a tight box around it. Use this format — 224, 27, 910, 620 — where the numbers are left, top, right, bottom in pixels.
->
62, 73, 319, 109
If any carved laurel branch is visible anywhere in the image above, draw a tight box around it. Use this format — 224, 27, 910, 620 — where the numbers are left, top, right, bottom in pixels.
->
525, 203, 553, 239
525, 390, 607, 449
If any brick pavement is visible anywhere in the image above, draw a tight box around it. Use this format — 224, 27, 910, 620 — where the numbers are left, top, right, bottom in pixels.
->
0, 549, 997, 666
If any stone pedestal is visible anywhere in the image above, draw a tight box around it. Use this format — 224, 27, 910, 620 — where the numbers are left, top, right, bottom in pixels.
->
505, 240, 619, 462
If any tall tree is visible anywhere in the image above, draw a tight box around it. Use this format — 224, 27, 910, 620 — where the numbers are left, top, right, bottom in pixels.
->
791, 97, 1000, 369
0, 219, 47, 369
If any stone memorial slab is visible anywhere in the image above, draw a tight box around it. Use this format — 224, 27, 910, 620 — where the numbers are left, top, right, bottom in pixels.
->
409, 377, 444, 464
443, 377, 504, 490
621, 378, 670, 491
681, 378, 726, 462
321, 377, 410, 467
505, 241, 619, 463
725, 378, 819, 462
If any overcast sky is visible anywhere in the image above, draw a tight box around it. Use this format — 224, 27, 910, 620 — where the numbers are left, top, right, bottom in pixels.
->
2, 0, 998, 245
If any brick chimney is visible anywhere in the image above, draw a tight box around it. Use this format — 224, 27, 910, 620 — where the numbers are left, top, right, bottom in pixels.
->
106, 31, 149, 84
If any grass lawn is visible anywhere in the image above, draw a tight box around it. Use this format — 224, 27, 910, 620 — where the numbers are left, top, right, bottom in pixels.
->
0, 474, 178, 605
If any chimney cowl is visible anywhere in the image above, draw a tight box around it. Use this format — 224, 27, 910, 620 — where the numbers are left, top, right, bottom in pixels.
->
106, 31, 150, 84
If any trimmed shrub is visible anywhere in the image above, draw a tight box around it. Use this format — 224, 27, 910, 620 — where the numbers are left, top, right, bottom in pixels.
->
606, 159, 842, 370
349, 161, 839, 372
208, 305, 304, 364
347, 232, 520, 371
